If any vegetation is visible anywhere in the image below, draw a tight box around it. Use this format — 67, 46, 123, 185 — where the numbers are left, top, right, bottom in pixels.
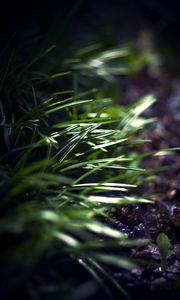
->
156, 233, 171, 269
0, 38, 175, 300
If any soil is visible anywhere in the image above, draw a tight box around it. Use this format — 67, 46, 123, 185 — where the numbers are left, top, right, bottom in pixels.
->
110, 67, 180, 300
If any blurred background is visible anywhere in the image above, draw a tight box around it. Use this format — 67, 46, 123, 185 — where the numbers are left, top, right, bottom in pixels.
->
0, 0, 180, 67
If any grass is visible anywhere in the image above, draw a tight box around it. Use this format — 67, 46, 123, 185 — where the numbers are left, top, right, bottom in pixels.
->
0, 38, 161, 300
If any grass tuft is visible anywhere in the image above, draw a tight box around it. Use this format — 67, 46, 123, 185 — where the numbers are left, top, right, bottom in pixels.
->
0, 40, 159, 299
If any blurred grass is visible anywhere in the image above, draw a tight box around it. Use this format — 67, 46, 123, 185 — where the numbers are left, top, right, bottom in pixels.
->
0, 36, 160, 300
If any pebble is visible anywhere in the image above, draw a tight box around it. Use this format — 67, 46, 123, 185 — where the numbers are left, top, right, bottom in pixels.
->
150, 277, 168, 293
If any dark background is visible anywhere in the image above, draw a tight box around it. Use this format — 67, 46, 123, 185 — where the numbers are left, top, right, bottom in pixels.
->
0, 0, 180, 72
0, 1, 180, 38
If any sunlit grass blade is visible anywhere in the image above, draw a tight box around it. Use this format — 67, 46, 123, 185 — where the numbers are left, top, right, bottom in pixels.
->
87, 195, 153, 205
94, 254, 138, 270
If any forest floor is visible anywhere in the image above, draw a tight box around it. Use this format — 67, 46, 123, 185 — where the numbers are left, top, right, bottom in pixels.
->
110, 67, 180, 300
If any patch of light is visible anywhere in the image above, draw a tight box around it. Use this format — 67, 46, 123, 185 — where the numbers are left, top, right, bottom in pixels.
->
89, 58, 103, 68
55, 232, 79, 247
40, 210, 59, 222
88, 112, 110, 118
44, 136, 58, 144
75, 152, 84, 157
86, 223, 124, 238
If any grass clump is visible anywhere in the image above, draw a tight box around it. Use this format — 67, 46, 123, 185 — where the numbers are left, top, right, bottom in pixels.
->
0, 40, 156, 300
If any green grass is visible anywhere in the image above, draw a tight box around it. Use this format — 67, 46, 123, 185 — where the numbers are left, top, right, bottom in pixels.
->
0, 39, 160, 300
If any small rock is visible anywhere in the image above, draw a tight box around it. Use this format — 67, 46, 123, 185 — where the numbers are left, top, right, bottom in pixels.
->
132, 223, 150, 239
147, 244, 161, 260
116, 222, 130, 235
150, 277, 168, 293
173, 244, 180, 259
131, 268, 144, 279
